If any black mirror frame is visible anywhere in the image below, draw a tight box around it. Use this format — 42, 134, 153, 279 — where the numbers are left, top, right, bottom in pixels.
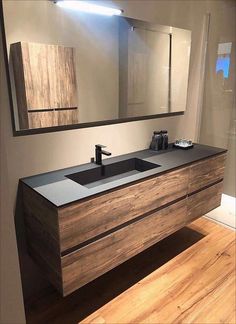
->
0, 0, 184, 137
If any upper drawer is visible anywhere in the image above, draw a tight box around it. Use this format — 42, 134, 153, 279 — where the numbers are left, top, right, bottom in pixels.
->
188, 153, 226, 193
59, 167, 189, 252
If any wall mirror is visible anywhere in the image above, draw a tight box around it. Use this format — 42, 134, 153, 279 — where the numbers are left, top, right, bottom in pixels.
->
1, 0, 191, 135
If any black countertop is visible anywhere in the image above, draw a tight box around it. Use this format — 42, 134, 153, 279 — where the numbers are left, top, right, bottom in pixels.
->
21, 144, 226, 207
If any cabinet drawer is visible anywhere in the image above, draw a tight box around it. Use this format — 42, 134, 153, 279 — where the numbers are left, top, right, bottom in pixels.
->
188, 153, 226, 193
59, 167, 189, 252
187, 181, 223, 220
61, 198, 197, 296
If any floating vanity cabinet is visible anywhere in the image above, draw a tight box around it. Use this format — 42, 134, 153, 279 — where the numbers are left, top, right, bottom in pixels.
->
187, 182, 224, 220
22, 152, 226, 296
10, 42, 78, 129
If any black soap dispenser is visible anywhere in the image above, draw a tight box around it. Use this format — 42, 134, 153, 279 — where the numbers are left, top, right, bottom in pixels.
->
149, 131, 163, 151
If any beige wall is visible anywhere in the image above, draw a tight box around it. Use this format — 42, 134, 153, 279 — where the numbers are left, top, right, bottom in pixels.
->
1, 1, 233, 323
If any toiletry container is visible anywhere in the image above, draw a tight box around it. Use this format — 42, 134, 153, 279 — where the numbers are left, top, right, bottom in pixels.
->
161, 130, 169, 149
150, 131, 163, 151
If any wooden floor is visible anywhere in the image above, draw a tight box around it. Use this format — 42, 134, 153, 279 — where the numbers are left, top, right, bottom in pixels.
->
26, 218, 236, 324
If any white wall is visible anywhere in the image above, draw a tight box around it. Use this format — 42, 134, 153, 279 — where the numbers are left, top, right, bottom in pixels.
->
1, 1, 233, 323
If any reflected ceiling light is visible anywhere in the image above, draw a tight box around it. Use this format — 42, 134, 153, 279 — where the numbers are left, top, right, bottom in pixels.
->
54, 1, 123, 16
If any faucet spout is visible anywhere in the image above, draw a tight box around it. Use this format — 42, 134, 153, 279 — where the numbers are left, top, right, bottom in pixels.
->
101, 150, 112, 157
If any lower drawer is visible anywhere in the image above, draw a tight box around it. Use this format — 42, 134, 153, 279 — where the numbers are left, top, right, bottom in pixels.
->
61, 198, 194, 296
187, 181, 223, 220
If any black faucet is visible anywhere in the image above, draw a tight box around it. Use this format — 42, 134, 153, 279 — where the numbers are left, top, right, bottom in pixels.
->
95, 144, 111, 165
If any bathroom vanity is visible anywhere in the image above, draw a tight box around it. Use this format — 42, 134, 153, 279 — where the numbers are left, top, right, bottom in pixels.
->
21, 144, 227, 296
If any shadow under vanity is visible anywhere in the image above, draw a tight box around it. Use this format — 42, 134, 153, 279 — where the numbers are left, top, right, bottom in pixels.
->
20, 143, 227, 296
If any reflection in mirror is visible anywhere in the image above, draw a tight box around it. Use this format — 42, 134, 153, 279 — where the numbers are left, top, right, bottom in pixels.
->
119, 18, 170, 118
2, 0, 191, 132
216, 42, 232, 79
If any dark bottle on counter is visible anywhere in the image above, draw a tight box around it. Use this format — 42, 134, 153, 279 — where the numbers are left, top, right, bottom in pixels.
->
149, 131, 163, 151
161, 130, 169, 149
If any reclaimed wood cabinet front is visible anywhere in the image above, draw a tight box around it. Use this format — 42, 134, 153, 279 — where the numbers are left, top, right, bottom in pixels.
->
59, 167, 189, 252
22, 153, 226, 296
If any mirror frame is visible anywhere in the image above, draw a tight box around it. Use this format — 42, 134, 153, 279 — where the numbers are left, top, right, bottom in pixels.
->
0, 0, 184, 137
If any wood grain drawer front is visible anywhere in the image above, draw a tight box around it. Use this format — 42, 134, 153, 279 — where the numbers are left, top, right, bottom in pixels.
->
188, 154, 226, 193
187, 181, 223, 220
59, 167, 189, 252
61, 198, 197, 296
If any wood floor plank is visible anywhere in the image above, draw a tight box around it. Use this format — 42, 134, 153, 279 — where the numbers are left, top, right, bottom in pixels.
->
81, 220, 235, 324
25, 218, 236, 324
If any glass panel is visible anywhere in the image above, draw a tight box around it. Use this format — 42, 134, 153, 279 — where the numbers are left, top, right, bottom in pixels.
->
199, 2, 236, 227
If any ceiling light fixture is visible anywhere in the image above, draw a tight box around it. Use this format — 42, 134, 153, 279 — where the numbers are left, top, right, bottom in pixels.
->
54, 1, 123, 16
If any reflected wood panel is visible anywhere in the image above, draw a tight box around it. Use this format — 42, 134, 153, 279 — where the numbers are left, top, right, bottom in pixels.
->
10, 42, 78, 129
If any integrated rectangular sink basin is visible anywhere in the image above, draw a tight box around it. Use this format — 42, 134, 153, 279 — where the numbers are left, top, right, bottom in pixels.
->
66, 158, 161, 189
